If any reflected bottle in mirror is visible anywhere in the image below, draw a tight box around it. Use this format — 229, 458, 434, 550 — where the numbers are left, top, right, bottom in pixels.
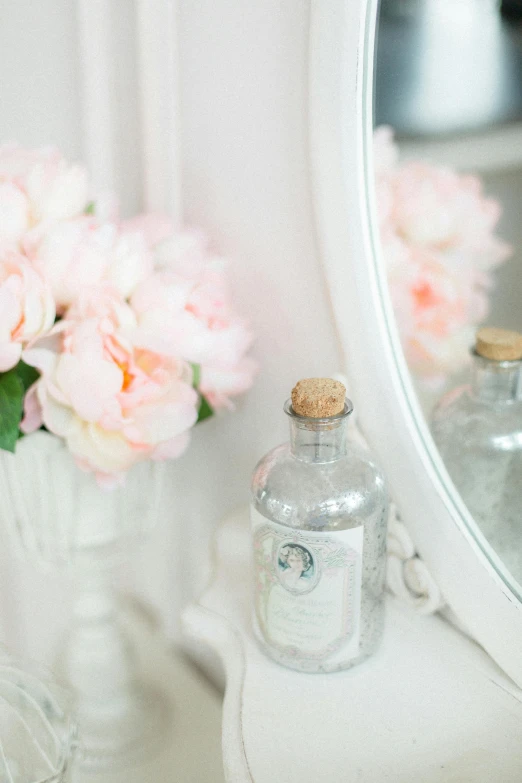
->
431, 327, 522, 585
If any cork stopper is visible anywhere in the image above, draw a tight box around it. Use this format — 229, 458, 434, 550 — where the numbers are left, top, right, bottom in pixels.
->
475, 327, 522, 362
291, 378, 346, 418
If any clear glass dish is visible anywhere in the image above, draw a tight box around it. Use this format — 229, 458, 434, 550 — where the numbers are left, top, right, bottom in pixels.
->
0, 649, 77, 783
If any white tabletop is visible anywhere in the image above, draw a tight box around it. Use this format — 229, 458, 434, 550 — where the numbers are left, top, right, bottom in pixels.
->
183, 507, 522, 783
73, 607, 225, 783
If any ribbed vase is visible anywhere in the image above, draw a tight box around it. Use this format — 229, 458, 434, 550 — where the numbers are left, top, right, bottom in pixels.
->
0, 431, 168, 770
0, 431, 163, 566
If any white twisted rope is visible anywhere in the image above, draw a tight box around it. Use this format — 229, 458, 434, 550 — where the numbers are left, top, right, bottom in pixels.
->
386, 503, 445, 615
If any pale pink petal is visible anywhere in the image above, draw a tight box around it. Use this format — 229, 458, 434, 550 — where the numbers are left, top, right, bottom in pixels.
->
20, 383, 43, 433
151, 431, 191, 460
29, 162, 89, 222
106, 231, 152, 299
0, 183, 29, 244
38, 388, 75, 437
0, 342, 22, 371
200, 357, 258, 408
66, 420, 141, 474
154, 229, 209, 274
126, 384, 198, 445
56, 353, 123, 422
121, 214, 174, 248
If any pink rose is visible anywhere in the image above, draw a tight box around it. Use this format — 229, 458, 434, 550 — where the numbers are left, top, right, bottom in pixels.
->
22, 290, 198, 485
0, 251, 55, 371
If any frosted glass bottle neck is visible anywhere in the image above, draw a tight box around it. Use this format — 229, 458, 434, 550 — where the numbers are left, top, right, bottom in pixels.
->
471, 352, 521, 404
285, 400, 352, 463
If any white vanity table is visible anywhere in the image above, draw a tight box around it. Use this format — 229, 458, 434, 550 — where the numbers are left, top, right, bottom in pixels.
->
183, 509, 522, 783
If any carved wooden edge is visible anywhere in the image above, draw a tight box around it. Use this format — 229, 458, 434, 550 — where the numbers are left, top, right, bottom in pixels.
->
181, 507, 255, 783
182, 604, 253, 783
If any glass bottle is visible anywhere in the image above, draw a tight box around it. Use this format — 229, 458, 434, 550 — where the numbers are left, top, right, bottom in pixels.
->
431, 327, 522, 584
250, 378, 388, 673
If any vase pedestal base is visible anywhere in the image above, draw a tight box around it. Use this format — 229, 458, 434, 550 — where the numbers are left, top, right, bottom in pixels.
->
76, 681, 170, 772
59, 586, 171, 772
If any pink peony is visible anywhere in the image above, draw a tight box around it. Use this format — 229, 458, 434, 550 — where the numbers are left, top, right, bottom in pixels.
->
0, 143, 257, 480
374, 127, 512, 383
0, 144, 89, 248
0, 251, 55, 371
22, 288, 198, 485
23, 216, 153, 312
131, 232, 257, 409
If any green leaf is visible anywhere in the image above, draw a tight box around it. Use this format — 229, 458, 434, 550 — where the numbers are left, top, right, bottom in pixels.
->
191, 363, 201, 388
197, 395, 214, 423
84, 201, 96, 215
15, 360, 39, 392
0, 370, 24, 453
13, 361, 40, 443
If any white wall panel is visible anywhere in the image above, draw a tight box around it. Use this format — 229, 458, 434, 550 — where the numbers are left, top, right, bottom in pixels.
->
0, 0, 341, 660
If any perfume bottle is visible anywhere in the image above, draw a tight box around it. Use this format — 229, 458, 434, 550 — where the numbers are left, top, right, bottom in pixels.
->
250, 378, 388, 673
431, 327, 522, 583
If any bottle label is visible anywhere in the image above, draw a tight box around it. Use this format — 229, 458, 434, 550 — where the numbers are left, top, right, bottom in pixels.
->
251, 506, 363, 669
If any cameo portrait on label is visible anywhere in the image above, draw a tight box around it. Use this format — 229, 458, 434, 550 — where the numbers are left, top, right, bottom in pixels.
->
251, 507, 364, 666
276, 541, 319, 594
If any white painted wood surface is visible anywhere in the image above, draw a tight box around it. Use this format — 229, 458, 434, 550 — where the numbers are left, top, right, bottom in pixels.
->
76, 0, 116, 192
74, 606, 224, 783
0, 0, 343, 665
308, 0, 522, 687
183, 508, 522, 783
135, 0, 182, 224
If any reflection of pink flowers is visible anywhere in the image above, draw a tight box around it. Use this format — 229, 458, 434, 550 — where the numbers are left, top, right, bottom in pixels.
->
390, 163, 510, 270
22, 288, 198, 486
374, 127, 512, 382
0, 252, 55, 371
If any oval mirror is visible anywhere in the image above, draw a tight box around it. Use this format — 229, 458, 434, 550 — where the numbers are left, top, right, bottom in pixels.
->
309, 0, 522, 685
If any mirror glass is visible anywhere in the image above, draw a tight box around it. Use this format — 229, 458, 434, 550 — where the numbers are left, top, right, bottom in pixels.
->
373, 0, 522, 596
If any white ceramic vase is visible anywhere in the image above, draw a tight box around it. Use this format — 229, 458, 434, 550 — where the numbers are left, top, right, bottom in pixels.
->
0, 431, 168, 771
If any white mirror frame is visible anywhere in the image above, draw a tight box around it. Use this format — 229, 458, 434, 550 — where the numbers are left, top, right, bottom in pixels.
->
309, 0, 522, 686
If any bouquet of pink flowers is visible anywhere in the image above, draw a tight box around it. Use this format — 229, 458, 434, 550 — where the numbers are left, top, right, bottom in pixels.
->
374, 127, 512, 387
0, 144, 256, 486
